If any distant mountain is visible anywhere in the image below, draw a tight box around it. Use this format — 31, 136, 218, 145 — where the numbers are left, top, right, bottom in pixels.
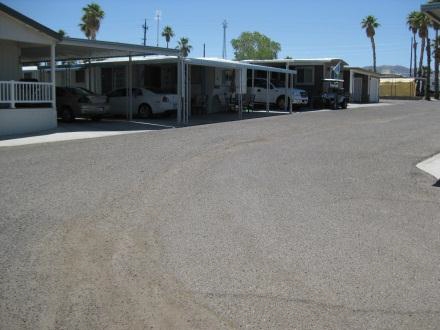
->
363, 65, 410, 77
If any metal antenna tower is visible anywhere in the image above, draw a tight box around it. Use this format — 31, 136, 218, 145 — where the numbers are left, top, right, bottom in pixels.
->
222, 19, 228, 59
142, 19, 148, 46
155, 10, 162, 47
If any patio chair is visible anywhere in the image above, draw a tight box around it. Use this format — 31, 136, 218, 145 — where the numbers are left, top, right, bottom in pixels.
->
243, 94, 256, 112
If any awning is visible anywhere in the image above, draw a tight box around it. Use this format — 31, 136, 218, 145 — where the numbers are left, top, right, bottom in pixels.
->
422, 2, 440, 24
21, 37, 180, 63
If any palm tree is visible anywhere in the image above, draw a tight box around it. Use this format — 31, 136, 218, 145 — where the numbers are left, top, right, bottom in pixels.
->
161, 26, 175, 48
415, 12, 430, 78
361, 16, 380, 73
177, 37, 192, 57
428, 0, 440, 98
407, 11, 419, 77
79, 3, 105, 40
433, 36, 440, 99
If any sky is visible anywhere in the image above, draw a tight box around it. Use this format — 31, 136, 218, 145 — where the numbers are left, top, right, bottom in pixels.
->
3, 0, 429, 67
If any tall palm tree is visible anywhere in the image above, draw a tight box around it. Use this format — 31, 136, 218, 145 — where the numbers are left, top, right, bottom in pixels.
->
433, 35, 440, 99
361, 16, 380, 73
428, 0, 440, 98
177, 37, 192, 57
79, 3, 105, 40
407, 11, 419, 77
161, 26, 175, 48
415, 12, 430, 78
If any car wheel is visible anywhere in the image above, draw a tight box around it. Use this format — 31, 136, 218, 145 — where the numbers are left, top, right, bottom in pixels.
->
61, 107, 74, 122
276, 96, 288, 110
341, 99, 348, 109
138, 103, 152, 118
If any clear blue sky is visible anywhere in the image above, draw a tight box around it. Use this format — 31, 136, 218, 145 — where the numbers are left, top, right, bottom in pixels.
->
4, 0, 429, 67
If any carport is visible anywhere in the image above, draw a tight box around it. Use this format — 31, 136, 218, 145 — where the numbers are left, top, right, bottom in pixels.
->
49, 56, 296, 124
180, 58, 296, 124
20, 37, 180, 121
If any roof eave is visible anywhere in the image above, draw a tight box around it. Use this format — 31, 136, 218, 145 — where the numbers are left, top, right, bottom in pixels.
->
0, 2, 61, 40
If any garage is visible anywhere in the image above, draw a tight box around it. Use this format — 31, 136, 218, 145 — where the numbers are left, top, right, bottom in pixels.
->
343, 67, 381, 103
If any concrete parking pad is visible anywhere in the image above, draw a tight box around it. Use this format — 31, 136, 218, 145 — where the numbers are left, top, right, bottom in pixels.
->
0, 111, 288, 147
0, 119, 175, 147
417, 153, 440, 179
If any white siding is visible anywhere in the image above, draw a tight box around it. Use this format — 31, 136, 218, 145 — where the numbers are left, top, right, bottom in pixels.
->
0, 11, 54, 45
0, 40, 21, 80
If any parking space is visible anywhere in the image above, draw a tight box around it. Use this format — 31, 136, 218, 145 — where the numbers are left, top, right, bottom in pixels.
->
0, 110, 290, 147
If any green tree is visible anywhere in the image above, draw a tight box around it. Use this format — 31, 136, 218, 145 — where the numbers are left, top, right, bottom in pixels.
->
79, 3, 105, 40
57, 29, 67, 38
162, 26, 175, 48
407, 11, 419, 77
361, 16, 380, 73
231, 32, 281, 60
177, 37, 192, 57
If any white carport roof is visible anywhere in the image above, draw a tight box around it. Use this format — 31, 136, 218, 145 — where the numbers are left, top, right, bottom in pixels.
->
21, 37, 179, 63
422, 2, 440, 24
187, 57, 296, 74
244, 58, 349, 66
74, 55, 296, 75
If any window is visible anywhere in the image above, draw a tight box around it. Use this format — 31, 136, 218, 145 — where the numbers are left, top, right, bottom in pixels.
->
252, 79, 267, 89
75, 69, 85, 83
296, 67, 314, 85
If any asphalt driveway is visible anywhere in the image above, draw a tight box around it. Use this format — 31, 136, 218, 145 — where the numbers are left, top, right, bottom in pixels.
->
0, 100, 439, 329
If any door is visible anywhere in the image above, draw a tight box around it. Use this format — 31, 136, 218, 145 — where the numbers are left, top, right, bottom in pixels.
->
369, 78, 379, 103
353, 78, 363, 103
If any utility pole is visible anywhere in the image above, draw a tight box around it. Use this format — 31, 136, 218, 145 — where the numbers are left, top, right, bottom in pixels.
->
203, 43, 206, 57
222, 19, 228, 59
142, 19, 148, 46
155, 10, 161, 47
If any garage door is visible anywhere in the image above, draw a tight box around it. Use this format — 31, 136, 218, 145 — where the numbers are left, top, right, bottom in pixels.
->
353, 78, 363, 103
369, 78, 379, 103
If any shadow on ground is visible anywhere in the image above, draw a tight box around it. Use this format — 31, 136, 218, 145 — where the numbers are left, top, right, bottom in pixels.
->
0, 110, 289, 142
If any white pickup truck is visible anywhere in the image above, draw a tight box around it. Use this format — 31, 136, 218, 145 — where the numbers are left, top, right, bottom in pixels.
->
247, 78, 309, 109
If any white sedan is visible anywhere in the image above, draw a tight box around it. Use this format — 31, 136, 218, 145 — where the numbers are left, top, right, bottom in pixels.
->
107, 87, 178, 117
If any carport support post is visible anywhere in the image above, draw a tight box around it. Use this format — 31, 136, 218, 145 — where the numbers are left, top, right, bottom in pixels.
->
128, 54, 133, 121
239, 68, 243, 120
50, 43, 56, 110
177, 57, 182, 124
266, 71, 270, 112
185, 63, 190, 124
284, 64, 288, 112
289, 73, 293, 114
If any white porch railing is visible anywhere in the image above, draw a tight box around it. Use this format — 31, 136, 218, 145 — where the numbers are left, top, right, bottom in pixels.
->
0, 81, 53, 108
